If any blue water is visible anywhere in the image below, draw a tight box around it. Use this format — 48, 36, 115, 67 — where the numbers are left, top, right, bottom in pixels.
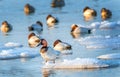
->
1, 0, 120, 77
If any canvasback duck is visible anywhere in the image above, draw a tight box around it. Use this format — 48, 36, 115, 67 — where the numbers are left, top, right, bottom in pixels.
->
28, 21, 43, 34
46, 14, 59, 27
83, 6, 97, 21
0, 21, 12, 33
24, 3, 35, 15
71, 24, 91, 34
40, 39, 60, 63
101, 8, 112, 20
51, 0, 65, 8
28, 32, 41, 48
53, 39, 72, 51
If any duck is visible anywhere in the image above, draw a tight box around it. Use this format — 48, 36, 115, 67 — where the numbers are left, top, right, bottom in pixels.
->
24, 3, 35, 15
101, 8, 112, 20
46, 14, 59, 27
40, 39, 60, 63
83, 6, 97, 21
28, 21, 43, 34
71, 24, 91, 34
51, 0, 65, 8
53, 39, 72, 51
28, 32, 41, 48
0, 21, 12, 33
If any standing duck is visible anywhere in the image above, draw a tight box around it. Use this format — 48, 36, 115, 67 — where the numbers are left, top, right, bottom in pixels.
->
0, 21, 12, 33
83, 6, 97, 21
71, 24, 91, 34
24, 3, 35, 15
40, 39, 60, 63
101, 8, 112, 20
46, 14, 59, 27
28, 32, 41, 48
28, 21, 43, 34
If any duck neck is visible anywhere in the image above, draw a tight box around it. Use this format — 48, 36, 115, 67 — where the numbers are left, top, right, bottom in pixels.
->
41, 39, 48, 47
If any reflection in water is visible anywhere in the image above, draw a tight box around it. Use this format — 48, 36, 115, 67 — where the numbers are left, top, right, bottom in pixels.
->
42, 69, 55, 77
51, 7, 63, 14
41, 68, 108, 77
20, 58, 31, 62
71, 33, 80, 38
71, 33, 90, 39
1, 33, 10, 36
84, 16, 96, 22
92, 0, 99, 7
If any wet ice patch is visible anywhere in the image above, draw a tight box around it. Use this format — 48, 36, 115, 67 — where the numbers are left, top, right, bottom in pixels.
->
5, 42, 23, 47
97, 53, 120, 59
77, 35, 120, 49
43, 58, 109, 69
89, 21, 120, 29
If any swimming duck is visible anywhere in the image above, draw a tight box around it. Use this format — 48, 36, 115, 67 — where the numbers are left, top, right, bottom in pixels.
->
51, 0, 65, 8
71, 24, 91, 34
53, 39, 72, 51
0, 21, 12, 33
24, 3, 35, 15
83, 6, 97, 21
40, 39, 60, 63
28, 32, 41, 48
46, 14, 59, 27
101, 8, 112, 20
28, 21, 43, 34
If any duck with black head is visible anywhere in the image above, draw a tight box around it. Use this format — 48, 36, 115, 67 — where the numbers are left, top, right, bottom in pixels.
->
0, 21, 12, 33
83, 6, 97, 21
101, 8, 112, 20
28, 32, 41, 48
24, 3, 35, 15
40, 39, 60, 63
46, 14, 59, 27
28, 21, 43, 34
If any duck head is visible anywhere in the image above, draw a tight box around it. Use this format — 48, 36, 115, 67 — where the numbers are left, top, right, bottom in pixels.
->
53, 39, 62, 47
71, 24, 78, 33
40, 39, 48, 47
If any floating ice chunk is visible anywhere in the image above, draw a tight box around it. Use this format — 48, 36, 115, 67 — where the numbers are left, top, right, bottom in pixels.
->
77, 35, 120, 49
60, 50, 73, 55
0, 42, 23, 50
89, 22, 101, 29
5, 42, 23, 47
97, 53, 120, 59
89, 21, 120, 30
43, 58, 109, 69
0, 49, 20, 60
100, 21, 118, 29
0, 47, 40, 60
